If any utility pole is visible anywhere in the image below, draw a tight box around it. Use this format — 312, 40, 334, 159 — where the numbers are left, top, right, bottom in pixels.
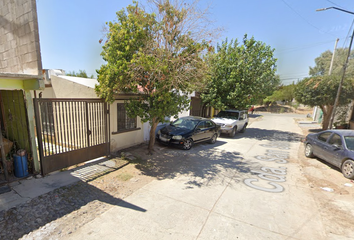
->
328, 38, 339, 75
317, 7, 354, 129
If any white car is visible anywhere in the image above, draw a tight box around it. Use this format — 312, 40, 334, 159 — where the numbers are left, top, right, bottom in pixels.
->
212, 110, 249, 137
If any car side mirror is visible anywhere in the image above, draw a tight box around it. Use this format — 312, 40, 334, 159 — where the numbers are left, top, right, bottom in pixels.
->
195, 129, 201, 133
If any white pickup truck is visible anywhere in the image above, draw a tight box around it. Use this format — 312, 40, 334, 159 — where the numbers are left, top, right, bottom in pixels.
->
211, 110, 249, 137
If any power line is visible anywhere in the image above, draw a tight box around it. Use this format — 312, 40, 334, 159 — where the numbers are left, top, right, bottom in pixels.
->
280, 73, 308, 78
341, 19, 354, 48
276, 39, 340, 53
325, 0, 344, 8
281, 0, 336, 37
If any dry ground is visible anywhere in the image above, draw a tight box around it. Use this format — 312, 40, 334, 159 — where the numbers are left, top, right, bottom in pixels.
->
296, 126, 354, 239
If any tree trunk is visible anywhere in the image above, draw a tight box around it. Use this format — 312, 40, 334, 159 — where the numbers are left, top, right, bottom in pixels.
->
148, 117, 159, 154
201, 102, 207, 117
321, 105, 333, 130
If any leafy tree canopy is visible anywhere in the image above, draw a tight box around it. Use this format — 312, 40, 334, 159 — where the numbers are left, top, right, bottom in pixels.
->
309, 48, 354, 77
95, 0, 217, 152
66, 70, 94, 78
263, 83, 296, 104
201, 36, 279, 110
295, 75, 354, 129
303, 47, 354, 129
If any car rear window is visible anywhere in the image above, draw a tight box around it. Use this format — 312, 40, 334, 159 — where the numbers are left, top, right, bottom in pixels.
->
344, 136, 354, 151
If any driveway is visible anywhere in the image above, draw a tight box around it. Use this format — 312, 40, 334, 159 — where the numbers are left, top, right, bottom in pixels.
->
60, 113, 346, 240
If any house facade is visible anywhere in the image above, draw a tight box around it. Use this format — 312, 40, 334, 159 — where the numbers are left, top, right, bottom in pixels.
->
0, 0, 44, 182
39, 71, 145, 155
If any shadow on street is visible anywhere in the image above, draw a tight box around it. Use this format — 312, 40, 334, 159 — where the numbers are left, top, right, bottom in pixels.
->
0, 176, 146, 240
231, 127, 303, 142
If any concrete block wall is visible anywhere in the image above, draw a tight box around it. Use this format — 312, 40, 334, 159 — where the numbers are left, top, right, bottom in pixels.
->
0, 0, 42, 75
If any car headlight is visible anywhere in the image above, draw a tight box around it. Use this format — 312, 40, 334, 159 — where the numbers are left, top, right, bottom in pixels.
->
172, 135, 182, 140
157, 130, 161, 135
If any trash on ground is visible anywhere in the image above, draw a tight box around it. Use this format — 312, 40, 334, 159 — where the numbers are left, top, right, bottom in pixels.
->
344, 183, 353, 187
320, 187, 334, 192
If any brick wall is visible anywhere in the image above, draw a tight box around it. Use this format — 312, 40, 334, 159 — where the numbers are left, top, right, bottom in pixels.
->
0, 0, 42, 75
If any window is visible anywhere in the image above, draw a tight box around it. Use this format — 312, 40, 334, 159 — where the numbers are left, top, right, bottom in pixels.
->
318, 132, 332, 142
117, 103, 137, 132
205, 120, 214, 128
345, 136, 354, 151
197, 121, 206, 130
328, 134, 342, 147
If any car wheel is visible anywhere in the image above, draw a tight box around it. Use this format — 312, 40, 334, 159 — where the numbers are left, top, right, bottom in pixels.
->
209, 134, 217, 144
183, 138, 193, 150
229, 127, 236, 138
304, 144, 314, 158
240, 124, 247, 133
342, 159, 354, 179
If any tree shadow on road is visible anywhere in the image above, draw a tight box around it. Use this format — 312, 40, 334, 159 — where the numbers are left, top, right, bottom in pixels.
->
131, 126, 303, 189
231, 127, 303, 142
133, 140, 263, 189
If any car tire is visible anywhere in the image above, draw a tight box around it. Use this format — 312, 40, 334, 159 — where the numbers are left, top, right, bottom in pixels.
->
183, 138, 193, 150
229, 127, 236, 138
240, 124, 247, 133
341, 159, 354, 179
209, 134, 217, 144
305, 144, 314, 158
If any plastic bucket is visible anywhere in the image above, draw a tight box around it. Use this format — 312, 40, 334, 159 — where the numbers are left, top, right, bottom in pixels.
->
13, 154, 29, 178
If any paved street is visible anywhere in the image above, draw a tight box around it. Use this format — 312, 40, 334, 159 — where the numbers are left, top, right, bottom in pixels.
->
3, 113, 353, 240
61, 113, 333, 240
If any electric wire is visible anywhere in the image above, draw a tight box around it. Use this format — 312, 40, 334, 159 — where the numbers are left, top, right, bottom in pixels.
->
280, 0, 336, 37
277, 39, 339, 53
325, 0, 344, 8
340, 19, 354, 49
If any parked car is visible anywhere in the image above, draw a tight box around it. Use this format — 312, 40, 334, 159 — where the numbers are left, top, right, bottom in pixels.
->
304, 129, 354, 179
156, 116, 220, 150
212, 110, 248, 137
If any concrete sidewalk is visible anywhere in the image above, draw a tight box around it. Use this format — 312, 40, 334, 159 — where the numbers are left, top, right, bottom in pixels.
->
0, 157, 128, 212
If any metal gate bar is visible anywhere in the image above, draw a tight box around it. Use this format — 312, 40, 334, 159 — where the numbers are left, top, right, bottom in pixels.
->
34, 99, 109, 175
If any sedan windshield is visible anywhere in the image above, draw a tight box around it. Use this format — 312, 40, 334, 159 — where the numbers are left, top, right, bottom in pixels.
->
216, 111, 239, 120
344, 136, 354, 151
171, 119, 198, 130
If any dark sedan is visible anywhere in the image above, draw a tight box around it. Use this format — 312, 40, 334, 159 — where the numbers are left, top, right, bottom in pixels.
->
156, 116, 220, 150
304, 129, 354, 179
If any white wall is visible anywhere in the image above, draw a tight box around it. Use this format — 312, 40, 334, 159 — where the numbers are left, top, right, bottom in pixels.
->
109, 100, 145, 152
50, 75, 98, 98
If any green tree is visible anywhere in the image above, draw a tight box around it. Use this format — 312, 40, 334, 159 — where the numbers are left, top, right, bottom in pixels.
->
295, 75, 354, 129
66, 70, 94, 78
300, 48, 354, 129
95, 0, 215, 153
309, 48, 354, 77
263, 83, 296, 104
201, 36, 279, 110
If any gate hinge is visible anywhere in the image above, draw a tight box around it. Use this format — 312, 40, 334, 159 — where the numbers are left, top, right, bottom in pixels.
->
106, 110, 109, 114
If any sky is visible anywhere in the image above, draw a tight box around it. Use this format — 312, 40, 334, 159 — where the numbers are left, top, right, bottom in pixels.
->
36, 0, 354, 85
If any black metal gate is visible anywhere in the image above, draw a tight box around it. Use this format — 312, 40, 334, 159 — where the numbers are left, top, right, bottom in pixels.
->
34, 98, 109, 175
